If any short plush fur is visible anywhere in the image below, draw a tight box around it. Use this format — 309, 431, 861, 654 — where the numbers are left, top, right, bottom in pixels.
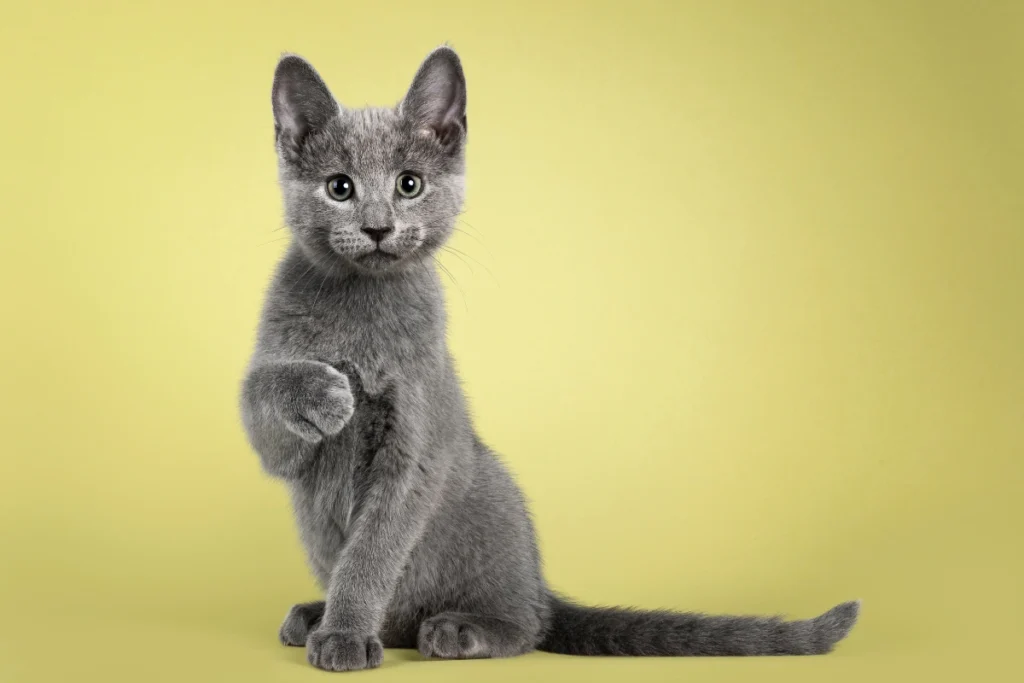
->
240, 47, 860, 672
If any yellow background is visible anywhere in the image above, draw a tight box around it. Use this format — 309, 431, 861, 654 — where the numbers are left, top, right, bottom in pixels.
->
1, 1, 1021, 681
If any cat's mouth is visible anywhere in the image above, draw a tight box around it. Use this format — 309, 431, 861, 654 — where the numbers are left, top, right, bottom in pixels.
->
355, 248, 402, 269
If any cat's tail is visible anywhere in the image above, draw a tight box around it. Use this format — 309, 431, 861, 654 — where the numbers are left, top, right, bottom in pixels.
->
538, 593, 859, 656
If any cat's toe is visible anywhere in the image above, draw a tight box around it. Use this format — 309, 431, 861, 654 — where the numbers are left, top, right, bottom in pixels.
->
418, 616, 484, 659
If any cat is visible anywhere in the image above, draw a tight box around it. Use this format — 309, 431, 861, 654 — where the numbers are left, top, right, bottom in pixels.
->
239, 45, 860, 672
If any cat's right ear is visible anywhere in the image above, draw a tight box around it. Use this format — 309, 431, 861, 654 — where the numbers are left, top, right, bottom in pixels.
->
272, 55, 340, 161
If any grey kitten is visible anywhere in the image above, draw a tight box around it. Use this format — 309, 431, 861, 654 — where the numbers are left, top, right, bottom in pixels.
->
240, 46, 860, 673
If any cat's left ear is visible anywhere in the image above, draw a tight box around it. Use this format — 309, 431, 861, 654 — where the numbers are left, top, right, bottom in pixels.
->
400, 46, 467, 148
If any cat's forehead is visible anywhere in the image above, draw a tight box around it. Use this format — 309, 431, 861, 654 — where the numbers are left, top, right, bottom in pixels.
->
292, 106, 460, 179
338, 107, 404, 153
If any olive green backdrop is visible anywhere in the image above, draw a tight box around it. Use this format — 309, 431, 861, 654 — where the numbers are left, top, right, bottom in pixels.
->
1, 1, 1021, 681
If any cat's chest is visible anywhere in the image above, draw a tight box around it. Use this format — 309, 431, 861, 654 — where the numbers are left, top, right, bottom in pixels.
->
268, 280, 438, 391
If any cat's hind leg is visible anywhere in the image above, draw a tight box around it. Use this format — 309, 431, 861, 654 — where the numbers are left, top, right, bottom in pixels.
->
279, 601, 325, 646
417, 612, 538, 660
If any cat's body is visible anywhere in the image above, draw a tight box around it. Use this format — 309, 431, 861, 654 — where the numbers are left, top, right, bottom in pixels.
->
241, 47, 859, 672
255, 249, 547, 653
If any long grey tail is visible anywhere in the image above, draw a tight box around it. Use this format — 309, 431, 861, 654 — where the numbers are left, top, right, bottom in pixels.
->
538, 593, 860, 656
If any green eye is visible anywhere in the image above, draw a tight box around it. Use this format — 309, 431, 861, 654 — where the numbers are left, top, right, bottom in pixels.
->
396, 172, 423, 198
326, 174, 354, 201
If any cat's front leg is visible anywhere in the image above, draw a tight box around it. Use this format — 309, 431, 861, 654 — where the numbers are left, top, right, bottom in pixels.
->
306, 389, 436, 672
240, 359, 355, 479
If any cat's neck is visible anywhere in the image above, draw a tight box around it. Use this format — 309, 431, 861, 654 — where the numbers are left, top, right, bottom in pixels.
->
276, 242, 447, 325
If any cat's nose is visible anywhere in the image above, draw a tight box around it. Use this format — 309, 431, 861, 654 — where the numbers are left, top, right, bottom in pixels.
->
361, 226, 394, 244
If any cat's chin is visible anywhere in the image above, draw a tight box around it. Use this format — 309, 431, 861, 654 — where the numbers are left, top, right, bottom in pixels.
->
349, 249, 415, 275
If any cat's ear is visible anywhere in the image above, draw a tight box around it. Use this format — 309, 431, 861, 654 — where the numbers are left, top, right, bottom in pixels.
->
272, 54, 340, 160
400, 46, 467, 148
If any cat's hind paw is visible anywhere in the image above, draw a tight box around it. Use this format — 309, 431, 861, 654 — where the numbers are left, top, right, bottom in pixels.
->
278, 601, 325, 647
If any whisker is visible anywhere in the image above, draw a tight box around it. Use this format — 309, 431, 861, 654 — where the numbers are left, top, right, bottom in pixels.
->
457, 217, 484, 237
293, 262, 320, 291
277, 257, 306, 282
440, 246, 475, 275
452, 226, 492, 254
443, 244, 496, 284
418, 260, 447, 316
309, 272, 330, 314
431, 254, 469, 314
253, 235, 292, 248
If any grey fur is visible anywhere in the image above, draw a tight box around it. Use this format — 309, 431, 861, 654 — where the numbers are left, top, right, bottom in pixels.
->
240, 47, 860, 672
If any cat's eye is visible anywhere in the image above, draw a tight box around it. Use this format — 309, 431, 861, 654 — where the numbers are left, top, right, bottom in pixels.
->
326, 174, 354, 201
396, 172, 423, 198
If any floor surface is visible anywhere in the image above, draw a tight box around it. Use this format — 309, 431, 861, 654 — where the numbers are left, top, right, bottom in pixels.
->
0, 603, 1009, 683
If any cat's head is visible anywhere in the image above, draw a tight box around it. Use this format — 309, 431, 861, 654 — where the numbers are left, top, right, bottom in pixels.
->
272, 47, 467, 276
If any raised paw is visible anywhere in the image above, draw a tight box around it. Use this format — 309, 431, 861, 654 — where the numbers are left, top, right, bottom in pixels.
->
277, 363, 355, 443
418, 615, 487, 660
307, 629, 384, 672
279, 601, 325, 647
